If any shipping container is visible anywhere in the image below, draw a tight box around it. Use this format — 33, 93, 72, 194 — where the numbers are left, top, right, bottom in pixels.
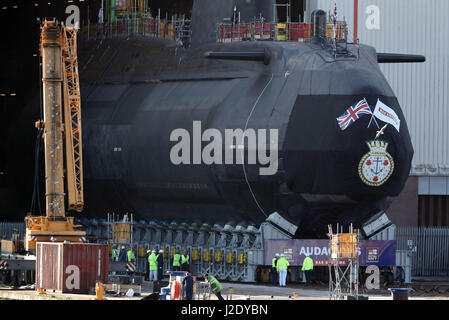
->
36, 243, 109, 294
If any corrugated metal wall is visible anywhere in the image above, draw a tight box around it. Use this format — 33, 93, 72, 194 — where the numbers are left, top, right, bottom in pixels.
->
397, 226, 449, 277
419, 195, 449, 227
372, 225, 449, 277
0, 222, 25, 240
309, 0, 449, 177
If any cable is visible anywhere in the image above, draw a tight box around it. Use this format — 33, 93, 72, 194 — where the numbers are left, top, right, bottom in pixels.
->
30, 46, 45, 216
30, 128, 44, 215
241, 73, 274, 218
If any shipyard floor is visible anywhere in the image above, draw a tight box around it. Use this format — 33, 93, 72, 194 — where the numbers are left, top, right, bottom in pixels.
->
1, 280, 449, 300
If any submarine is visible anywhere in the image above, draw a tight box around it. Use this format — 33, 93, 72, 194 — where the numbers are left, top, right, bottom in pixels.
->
31, 0, 424, 238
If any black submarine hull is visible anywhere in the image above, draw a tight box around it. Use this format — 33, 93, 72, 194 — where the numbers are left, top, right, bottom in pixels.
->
81, 39, 413, 237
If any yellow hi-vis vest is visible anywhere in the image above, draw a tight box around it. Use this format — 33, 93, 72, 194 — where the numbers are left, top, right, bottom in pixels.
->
276, 258, 289, 271
127, 250, 135, 262
148, 253, 159, 270
208, 275, 223, 294
173, 253, 181, 267
302, 257, 314, 271
182, 254, 189, 264
272, 258, 277, 268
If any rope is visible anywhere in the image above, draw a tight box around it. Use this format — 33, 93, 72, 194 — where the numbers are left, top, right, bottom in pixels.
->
241, 74, 274, 218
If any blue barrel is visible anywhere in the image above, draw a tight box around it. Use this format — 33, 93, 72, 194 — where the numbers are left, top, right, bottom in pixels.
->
389, 288, 412, 300
160, 287, 171, 295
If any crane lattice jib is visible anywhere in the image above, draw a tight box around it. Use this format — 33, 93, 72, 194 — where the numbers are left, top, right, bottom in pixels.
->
61, 24, 84, 212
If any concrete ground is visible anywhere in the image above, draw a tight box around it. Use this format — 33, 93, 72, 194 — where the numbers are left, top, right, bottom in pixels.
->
1, 281, 448, 300
216, 282, 449, 301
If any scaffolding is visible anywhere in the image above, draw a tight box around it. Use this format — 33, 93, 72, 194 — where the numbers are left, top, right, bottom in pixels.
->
328, 224, 360, 300
216, 18, 347, 43
80, 212, 295, 282
107, 213, 141, 272
107, 212, 134, 247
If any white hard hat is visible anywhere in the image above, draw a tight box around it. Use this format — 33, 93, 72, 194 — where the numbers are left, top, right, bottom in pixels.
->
159, 250, 164, 253
275, 253, 280, 257
152, 250, 156, 253
147, 250, 151, 253
280, 254, 285, 257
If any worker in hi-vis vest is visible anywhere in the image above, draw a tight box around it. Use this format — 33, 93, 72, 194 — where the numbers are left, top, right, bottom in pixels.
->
276, 254, 289, 287
173, 250, 181, 271
302, 255, 314, 285
148, 250, 159, 281
271, 253, 280, 286
127, 248, 136, 263
204, 274, 224, 300
111, 245, 118, 261
181, 250, 190, 272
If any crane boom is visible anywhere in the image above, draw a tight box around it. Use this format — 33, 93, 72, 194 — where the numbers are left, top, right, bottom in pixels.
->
61, 24, 84, 212
25, 19, 85, 251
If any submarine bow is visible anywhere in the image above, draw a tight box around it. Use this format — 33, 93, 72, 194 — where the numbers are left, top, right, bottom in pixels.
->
76, 1, 417, 238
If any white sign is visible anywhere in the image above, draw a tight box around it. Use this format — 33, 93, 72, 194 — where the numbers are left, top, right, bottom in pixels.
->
373, 100, 401, 132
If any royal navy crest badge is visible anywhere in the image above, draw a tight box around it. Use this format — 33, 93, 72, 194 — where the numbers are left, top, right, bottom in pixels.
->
358, 141, 394, 187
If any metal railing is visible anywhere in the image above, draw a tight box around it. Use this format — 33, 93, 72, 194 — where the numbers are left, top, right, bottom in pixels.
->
0, 222, 25, 241
216, 21, 347, 43
79, 17, 192, 45
396, 226, 449, 277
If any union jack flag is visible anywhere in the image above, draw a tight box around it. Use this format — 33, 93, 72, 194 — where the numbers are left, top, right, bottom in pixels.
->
336, 99, 372, 131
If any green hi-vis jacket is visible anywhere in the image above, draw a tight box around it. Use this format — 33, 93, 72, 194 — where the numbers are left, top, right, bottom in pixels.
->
208, 275, 223, 294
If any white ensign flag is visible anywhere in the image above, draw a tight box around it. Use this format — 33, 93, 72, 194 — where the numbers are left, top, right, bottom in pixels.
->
373, 99, 401, 132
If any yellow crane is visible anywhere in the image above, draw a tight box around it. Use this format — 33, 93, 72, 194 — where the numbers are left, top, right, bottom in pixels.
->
25, 19, 85, 251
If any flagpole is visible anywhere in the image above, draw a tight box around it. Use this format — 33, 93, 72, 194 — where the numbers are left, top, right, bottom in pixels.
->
354, 0, 359, 43
368, 99, 381, 129
368, 114, 381, 130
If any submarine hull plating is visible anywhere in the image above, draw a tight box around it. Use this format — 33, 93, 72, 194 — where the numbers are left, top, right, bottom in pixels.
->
81, 39, 413, 237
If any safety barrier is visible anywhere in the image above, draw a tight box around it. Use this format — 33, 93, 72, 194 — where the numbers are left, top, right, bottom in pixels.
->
80, 17, 191, 44
216, 21, 347, 43
396, 226, 449, 277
